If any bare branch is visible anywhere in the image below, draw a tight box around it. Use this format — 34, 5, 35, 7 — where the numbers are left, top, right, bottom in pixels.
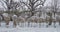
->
34, 0, 46, 8
20, 1, 31, 9
34, 3, 42, 8
33, 0, 39, 4
0, 1, 7, 10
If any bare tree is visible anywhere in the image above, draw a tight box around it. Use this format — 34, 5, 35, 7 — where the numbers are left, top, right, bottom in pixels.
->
1, 0, 22, 21
46, 0, 59, 27
51, 0, 59, 26
51, 0, 59, 17
20, 0, 46, 18
3, 0, 21, 13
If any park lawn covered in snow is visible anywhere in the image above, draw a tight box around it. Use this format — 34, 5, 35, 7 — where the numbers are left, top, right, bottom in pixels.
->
0, 27, 60, 32
0, 21, 60, 32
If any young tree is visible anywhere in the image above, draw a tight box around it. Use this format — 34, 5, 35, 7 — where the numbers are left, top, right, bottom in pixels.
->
50, 0, 59, 26
51, 0, 59, 17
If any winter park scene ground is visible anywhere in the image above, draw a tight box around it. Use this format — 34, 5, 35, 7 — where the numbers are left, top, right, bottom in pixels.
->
0, 22, 60, 32
0, 0, 60, 32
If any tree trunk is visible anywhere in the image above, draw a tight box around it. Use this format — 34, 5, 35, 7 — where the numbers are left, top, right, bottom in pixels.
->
6, 20, 9, 25
48, 16, 52, 25
13, 21, 17, 27
59, 21, 60, 25
0, 22, 1, 26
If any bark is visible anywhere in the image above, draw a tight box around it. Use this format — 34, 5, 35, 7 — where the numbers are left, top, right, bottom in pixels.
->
48, 16, 52, 25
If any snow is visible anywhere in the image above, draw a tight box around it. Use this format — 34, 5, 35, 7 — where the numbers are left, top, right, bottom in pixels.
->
0, 27, 59, 32
0, 21, 60, 32
2, 13, 9, 17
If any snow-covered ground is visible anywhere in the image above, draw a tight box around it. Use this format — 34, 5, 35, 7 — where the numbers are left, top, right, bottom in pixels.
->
0, 21, 60, 32
0, 27, 60, 32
